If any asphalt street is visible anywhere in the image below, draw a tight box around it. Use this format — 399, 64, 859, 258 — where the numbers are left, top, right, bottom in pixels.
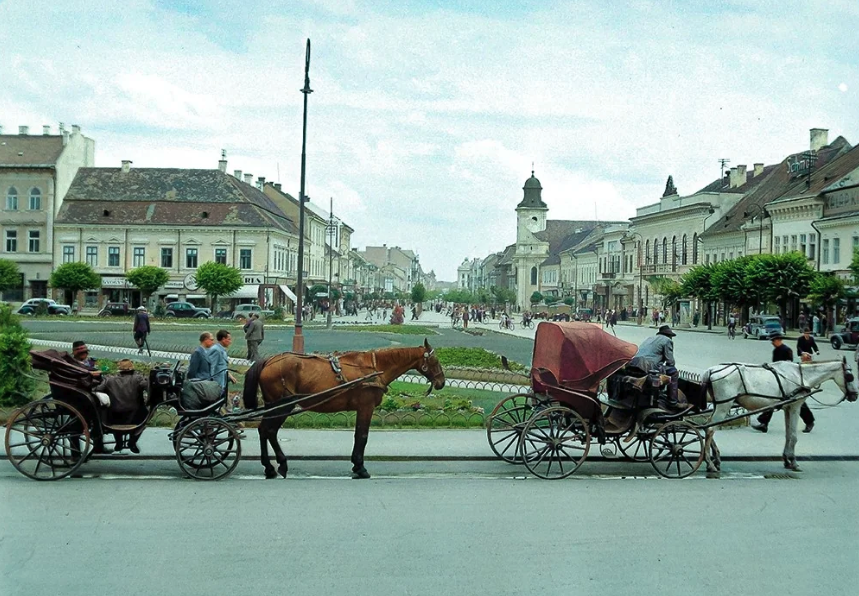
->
2, 461, 858, 596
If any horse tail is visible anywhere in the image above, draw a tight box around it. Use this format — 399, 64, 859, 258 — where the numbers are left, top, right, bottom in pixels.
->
242, 358, 268, 410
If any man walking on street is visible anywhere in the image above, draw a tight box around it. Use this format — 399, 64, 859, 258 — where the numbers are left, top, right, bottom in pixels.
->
244, 313, 264, 362
753, 330, 816, 433
132, 306, 150, 354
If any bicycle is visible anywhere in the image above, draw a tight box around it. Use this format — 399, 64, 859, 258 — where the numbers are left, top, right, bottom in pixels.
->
521, 318, 534, 329
728, 321, 736, 339
499, 318, 515, 331
451, 316, 463, 330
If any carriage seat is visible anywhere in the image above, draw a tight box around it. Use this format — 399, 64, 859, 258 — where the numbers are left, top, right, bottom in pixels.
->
176, 396, 226, 417
178, 380, 226, 416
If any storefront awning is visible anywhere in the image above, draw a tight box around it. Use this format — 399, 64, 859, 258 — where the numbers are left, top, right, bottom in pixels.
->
228, 285, 260, 300
279, 284, 297, 302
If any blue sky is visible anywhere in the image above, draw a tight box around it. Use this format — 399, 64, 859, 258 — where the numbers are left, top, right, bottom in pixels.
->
1, 0, 857, 279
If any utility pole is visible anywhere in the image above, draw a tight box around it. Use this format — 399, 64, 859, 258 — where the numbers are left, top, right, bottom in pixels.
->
293, 39, 312, 354
718, 158, 730, 181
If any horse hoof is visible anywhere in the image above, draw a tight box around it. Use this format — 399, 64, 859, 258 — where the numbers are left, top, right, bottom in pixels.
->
706, 470, 721, 479
351, 470, 371, 479
264, 468, 278, 479
278, 463, 288, 478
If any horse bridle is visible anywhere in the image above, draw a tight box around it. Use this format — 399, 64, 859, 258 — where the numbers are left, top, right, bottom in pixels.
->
419, 348, 444, 386
842, 360, 857, 401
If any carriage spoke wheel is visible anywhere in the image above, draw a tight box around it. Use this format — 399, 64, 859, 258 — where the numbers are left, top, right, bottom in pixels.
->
616, 433, 653, 462
175, 418, 242, 480
4, 399, 90, 481
518, 406, 590, 479
486, 394, 535, 464
648, 421, 704, 479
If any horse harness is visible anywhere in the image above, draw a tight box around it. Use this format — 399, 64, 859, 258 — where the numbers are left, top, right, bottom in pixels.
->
708, 362, 810, 405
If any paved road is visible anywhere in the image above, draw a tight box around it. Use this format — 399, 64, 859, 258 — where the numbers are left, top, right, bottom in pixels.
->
2, 461, 857, 596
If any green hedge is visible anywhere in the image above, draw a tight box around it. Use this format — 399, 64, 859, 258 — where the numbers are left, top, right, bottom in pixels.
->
0, 305, 35, 408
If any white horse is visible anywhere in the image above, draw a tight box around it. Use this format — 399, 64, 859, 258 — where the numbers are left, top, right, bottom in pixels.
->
701, 358, 857, 473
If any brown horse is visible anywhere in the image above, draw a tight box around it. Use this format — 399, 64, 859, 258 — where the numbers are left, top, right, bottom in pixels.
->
242, 339, 445, 479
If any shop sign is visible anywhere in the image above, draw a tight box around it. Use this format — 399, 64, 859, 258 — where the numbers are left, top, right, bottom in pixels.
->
183, 273, 199, 291
101, 277, 130, 288
164, 280, 185, 290
243, 275, 264, 284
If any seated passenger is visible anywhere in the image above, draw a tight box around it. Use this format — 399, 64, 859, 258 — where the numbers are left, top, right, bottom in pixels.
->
634, 325, 680, 409
99, 359, 148, 453
187, 332, 215, 381
71, 341, 112, 453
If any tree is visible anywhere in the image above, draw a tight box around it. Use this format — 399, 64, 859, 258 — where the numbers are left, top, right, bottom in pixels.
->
195, 261, 243, 311
745, 253, 815, 323
681, 264, 717, 327
807, 272, 845, 328
563, 296, 576, 306
530, 291, 543, 305
126, 266, 170, 308
410, 282, 427, 305
490, 285, 516, 305
647, 276, 683, 311
0, 259, 20, 295
850, 247, 859, 285
709, 256, 757, 320
49, 262, 101, 306
0, 304, 35, 407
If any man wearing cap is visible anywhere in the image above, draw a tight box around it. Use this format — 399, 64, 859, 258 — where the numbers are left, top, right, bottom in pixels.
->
796, 327, 820, 362
753, 330, 816, 433
71, 341, 113, 453
99, 359, 149, 453
133, 306, 151, 355
634, 325, 680, 409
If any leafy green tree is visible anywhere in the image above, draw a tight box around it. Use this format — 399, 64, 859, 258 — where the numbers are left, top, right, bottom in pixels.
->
850, 247, 859, 285
563, 296, 576, 306
807, 272, 845, 326
530, 291, 543, 305
195, 261, 243, 311
0, 304, 34, 407
681, 264, 718, 327
410, 282, 427, 305
648, 276, 683, 310
0, 259, 20, 295
709, 256, 757, 320
490, 285, 516, 305
49, 262, 101, 306
745, 252, 815, 322
126, 266, 170, 308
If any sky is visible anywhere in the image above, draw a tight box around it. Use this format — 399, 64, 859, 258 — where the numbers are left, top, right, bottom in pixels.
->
1, 0, 857, 280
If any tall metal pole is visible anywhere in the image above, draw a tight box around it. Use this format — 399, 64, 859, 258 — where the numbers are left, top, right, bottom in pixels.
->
293, 39, 313, 354
326, 197, 335, 329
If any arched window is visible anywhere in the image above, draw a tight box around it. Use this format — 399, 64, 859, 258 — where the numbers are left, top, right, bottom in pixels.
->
29, 188, 41, 210
671, 236, 677, 268
692, 233, 699, 264
653, 238, 659, 264
6, 187, 18, 210
662, 237, 668, 263
645, 240, 650, 265
681, 234, 688, 265
530, 266, 537, 285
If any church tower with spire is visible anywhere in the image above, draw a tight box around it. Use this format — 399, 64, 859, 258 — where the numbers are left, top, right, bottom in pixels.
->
512, 170, 550, 310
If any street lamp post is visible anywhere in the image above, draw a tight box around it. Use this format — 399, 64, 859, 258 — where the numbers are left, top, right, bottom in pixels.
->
293, 39, 313, 354
326, 197, 336, 329
743, 204, 769, 255
625, 232, 645, 325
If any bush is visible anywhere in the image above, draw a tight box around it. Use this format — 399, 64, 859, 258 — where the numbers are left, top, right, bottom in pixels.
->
0, 305, 35, 408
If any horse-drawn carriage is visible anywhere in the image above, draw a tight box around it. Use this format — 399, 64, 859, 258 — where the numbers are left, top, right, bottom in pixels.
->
4, 341, 446, 481
487, 321, 858, 479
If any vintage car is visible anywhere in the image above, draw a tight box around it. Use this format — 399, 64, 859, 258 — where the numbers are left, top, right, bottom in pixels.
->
164, 301, 210, 318
830, 318, 859, 350
97, 302, 132, 317
15, 298, 72, 316
743, 315, 784, 340
574, 308, 593, 321
232, 303, 275, 321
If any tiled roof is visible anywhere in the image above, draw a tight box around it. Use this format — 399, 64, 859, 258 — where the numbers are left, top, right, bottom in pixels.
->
702, 137, 853, 237
496, 244, 516, 266
535, 220, 624, 265
0, 135, 65, 167
57, 168, 298, 234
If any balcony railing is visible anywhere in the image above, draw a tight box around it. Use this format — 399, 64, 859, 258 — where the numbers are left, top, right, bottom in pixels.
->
640, 263, 678, 274
600, 271, 617, 280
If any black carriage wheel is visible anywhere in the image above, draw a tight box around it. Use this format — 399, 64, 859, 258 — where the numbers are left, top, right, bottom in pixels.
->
648, 421, 704, 479
518, 406, 590, 480
4, 399, 91, 481
616, 433, 652, 462
175, 418, 242, 480
486, 393, 535, 464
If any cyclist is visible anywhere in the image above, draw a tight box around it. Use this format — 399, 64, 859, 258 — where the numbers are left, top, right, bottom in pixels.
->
727, 312, 737, 339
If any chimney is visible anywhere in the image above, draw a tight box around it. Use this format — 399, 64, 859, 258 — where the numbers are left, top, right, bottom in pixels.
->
19, 125, 29, 135
753, 163, 764, 177
728, 167, 738, 188
121, 160, 132, 173
244, 173, 253, 185
43, 125, 51, 135
233, 170, 242, 180
58, 122, 65, 133
218, 149, 228, 173
257, 176, 266, 189
274, 183, 282, 190
736, 164, 748, 186
62, 130, 69, 146
810, 128, 828, 152
71, 124, 81, 134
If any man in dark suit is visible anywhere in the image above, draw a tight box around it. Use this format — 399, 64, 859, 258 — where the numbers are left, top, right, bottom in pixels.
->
753, 331, 816, 433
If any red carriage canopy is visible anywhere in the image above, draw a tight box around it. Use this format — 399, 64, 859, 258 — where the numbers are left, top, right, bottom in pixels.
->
531, 321, 638, 393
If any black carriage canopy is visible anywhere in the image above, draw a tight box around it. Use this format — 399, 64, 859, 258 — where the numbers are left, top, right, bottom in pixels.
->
30, 349, 98, 390
531, 322, 638, 393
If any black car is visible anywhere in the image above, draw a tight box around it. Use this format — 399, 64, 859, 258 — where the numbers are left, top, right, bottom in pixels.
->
165, 301, 210, 318
98, 302, 132, 317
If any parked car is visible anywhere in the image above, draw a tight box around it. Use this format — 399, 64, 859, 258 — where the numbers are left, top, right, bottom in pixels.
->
232, 304, 275, 321
574, 308, 593, 321
743, 315, 783, 340
164, 301, 210, 318
830, 318, 859, 350
16, 298, 72, 316
97, 302, 132, 317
